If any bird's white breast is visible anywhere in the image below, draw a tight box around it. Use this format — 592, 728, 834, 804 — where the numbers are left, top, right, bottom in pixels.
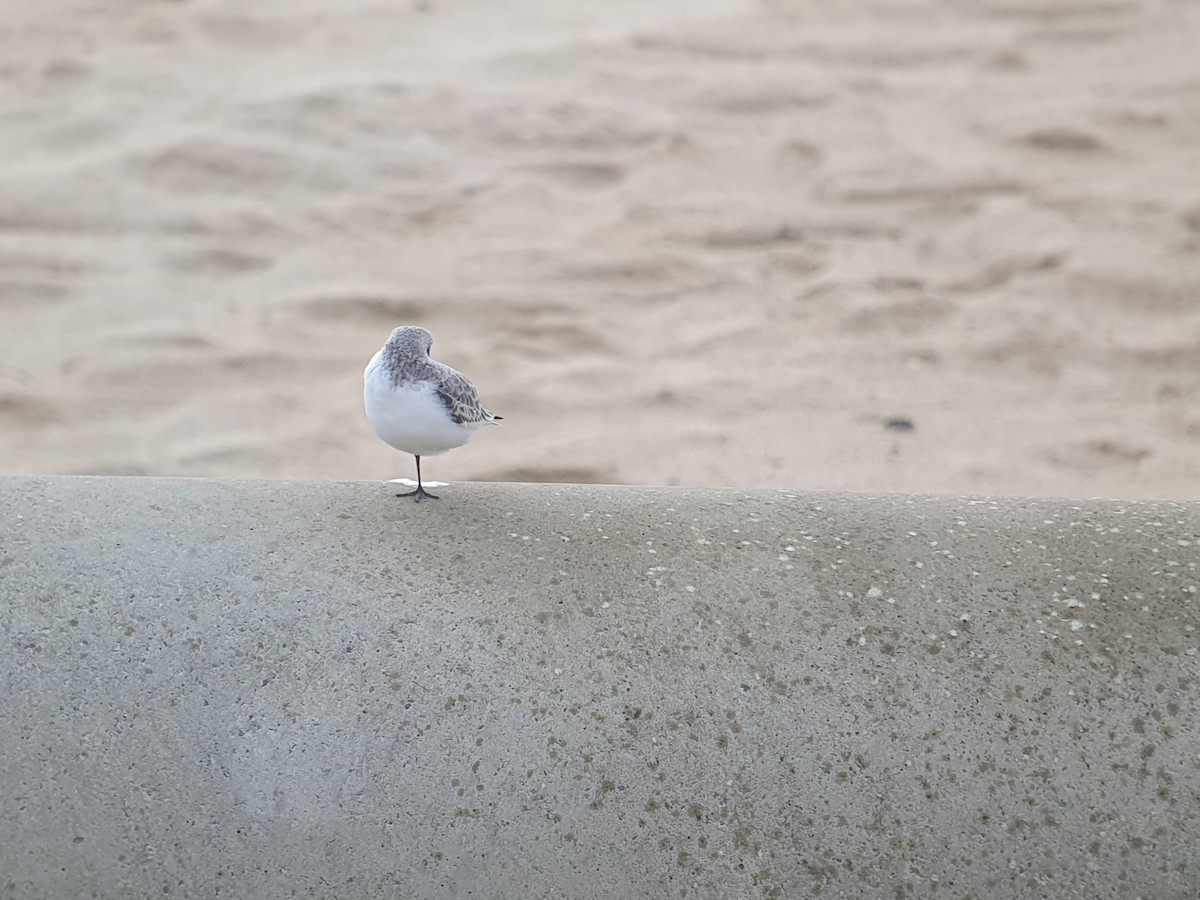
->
363, 352, 482, 457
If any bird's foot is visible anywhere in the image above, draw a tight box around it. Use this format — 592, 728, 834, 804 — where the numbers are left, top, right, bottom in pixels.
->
395, 486, 440, 502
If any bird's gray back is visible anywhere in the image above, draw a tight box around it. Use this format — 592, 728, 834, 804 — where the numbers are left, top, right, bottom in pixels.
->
435, 364, 493, 425
379, 326, 496, 424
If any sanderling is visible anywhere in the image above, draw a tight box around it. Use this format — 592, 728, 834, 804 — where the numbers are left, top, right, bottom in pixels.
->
364, 326, 501, 501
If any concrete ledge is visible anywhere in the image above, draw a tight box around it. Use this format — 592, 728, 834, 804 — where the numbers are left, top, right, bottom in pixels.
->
2, 477, 1198, 898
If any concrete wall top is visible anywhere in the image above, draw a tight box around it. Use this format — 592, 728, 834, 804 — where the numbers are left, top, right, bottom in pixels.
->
2, 477, 1198, 898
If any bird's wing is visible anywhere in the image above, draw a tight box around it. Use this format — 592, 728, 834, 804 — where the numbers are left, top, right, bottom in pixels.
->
436, 369, 495, 425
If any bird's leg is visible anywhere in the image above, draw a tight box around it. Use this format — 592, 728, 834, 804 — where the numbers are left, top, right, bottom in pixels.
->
395, 454, 439, 501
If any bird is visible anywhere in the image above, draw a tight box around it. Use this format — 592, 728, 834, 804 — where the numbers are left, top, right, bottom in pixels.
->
363, 326, 501, 501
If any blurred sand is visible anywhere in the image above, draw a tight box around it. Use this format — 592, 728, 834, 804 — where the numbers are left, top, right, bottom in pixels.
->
1, 0, 1198, 498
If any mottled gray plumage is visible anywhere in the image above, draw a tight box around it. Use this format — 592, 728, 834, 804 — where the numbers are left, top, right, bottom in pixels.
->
380, 326, 500, 426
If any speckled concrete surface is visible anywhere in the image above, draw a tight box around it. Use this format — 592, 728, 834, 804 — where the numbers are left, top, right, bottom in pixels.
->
1, 477, 1197, 898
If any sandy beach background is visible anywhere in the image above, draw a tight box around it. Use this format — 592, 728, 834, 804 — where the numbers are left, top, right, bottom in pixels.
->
1, 0, 1198, 499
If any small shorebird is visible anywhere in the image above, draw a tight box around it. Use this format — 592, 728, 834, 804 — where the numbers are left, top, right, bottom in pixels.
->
363, 326, 501, 501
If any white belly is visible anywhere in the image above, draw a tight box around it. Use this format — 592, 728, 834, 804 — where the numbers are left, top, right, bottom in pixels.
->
364, 355, 480, 457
